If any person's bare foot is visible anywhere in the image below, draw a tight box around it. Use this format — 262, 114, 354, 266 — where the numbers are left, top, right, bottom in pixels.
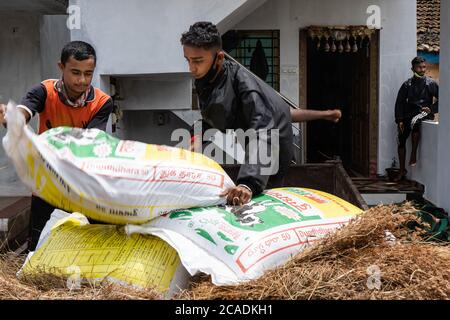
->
325, 109, 342, 123
409, 155, 417, 167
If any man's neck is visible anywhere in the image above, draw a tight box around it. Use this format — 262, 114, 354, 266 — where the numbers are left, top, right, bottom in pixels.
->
64, 84, 84, 101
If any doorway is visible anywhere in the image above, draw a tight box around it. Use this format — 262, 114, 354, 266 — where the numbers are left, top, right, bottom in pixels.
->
300, 27, 379, 177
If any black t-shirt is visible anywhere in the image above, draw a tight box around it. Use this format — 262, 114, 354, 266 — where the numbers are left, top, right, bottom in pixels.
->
395, 76, 439, 123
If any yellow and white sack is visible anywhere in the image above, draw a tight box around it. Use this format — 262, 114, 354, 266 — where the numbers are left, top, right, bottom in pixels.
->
2, 102, 234, 224
128, 187, 363, 285
19, 209, 190, 296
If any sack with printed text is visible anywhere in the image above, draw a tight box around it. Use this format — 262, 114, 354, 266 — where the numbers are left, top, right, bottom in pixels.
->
2, 102, 234, 224
19, 209, 190, 296
127, 187, 363, 285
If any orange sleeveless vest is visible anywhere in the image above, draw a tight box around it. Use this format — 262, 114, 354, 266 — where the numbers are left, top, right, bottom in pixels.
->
39, 79, 110, 134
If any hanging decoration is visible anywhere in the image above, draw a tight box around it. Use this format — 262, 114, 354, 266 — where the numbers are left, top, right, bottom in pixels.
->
308, 26, 377, 53
338, 40, 344, 53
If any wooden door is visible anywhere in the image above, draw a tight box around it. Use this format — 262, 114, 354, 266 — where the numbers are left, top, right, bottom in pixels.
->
349, 38, 371, 176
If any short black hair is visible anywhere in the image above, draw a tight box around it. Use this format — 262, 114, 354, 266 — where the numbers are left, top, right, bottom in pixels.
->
411, 56, 426, 67
180, 21, 222, 49
60, 41, 96, 65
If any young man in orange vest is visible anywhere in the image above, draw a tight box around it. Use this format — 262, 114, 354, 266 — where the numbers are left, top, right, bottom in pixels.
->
0, 41, 112, 250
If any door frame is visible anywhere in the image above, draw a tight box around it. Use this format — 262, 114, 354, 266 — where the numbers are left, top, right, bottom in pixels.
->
299, 26, 379, 177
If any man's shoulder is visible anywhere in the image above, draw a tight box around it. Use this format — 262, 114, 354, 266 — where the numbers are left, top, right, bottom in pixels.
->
224, 60, 241, 79
40, 79, 58, 92
93, 87, 111, 98
425, 76, 438, 86
402, 77, 414, 87
41, 79, 57, 85
228, 60, 261, 92
89, 86, 112, 105
25, 82, 48, 98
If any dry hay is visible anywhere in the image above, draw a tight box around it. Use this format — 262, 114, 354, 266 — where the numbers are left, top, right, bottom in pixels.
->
0, 253, 163, 300
179, 203, 450, 300
0, 203, 449, 300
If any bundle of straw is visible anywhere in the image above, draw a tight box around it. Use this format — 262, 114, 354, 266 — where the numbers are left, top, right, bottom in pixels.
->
180, 204, 450, 300
0, 253, 162, 300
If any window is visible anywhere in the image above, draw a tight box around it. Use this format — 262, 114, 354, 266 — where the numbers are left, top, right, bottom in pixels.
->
222, 30, 280, 91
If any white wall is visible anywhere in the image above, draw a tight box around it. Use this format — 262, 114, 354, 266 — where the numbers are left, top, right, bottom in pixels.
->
378, 0, 417, 176
116, 110, 190, 146
409, 121, 438, 204
68, 0, 267, 76
0, 13, 42, 196
232, 0, 416, 174
0, 13, 69, 196
67, 0, 267, 138
410, 0, 450, 212
40, 15, 70, 80
436, 0, 450, 213
60, 0, 298, 152
116, 74, 192, 111
0, 14, 42, 107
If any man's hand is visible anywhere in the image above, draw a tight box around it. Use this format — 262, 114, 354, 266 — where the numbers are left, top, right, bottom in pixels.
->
0, 104, 6, 126
220, 185, 252, 206
0, 104, 31, 127
325, 109, 342, 123
421, 106, 431, 114
399, 122, 404, 133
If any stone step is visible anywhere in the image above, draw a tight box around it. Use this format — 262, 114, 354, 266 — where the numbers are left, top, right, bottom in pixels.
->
351, 177, 425, 206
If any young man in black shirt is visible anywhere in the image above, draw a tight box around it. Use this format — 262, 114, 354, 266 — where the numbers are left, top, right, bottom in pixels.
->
394, 56, 439, 180
181, 22, 341, 205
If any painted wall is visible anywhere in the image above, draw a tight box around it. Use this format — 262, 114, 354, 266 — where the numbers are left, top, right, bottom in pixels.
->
115, 74, 192, 111
0, 13, 69, 196
436, 0, 450, 213
0, 14, 42, 107
68, 0, 267, 76
411, 0, 450, 213
40, 15, 70, 80
116, 110, 190, 146
67, 0, 267, 141
0, 13, 42, 195
409, 121, 438, 204
232, 0, 417, 174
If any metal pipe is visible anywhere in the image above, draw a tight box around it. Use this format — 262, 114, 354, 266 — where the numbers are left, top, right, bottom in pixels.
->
223, 51, 300, 109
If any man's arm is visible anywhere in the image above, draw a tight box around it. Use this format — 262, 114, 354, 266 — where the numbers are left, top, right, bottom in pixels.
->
20, 84, 47, 120
395, 83, 408, 124
430, 81, 439, 114
235, 90, 276, 195
291, 108, 342, 123
221, 89, 274, 205
0, 84, 47, 127
86, 98, 113, 131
